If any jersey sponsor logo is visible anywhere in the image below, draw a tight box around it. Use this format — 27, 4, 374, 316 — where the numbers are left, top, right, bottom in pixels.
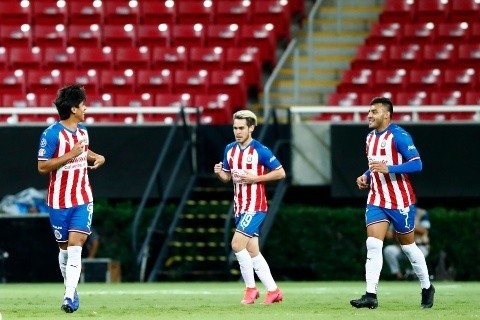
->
54, 229, 62, 240
407, 145, 416, 150
38, 148, 46, 157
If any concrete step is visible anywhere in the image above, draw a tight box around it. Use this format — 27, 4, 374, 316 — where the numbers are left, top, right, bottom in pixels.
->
319, 5, 382, 20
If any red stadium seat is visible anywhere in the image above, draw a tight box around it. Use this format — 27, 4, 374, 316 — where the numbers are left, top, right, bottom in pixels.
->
26, 69, 62, 95
149, 93, 193, 123
100, 69, 136, 94
407, 68, 442, 92
32, 1, 67, 25
209, 69, 247, 109
193, 93, 232, 124
67, 24, 102, 47
238, 24, 277, 67
434, 22, 470, 45
457, 43, 480, 68
0, 24, 32, 48
63, 69, 100, 93
336, 69, 374, 94
422, 43, 457, 68
468, 22, 480, 43
83, 93, 115, 123
136, 69, 173, 94
171, 24, 206, 49
365, 22, 402, 46
351, 44, 388, 69
379, 0, 414, 23
400, 22, 435, 45
77, 47, 114, 70
2, 93, 37, 108
102, 24, 136, 48
177, 1, 213, 25
447, 0, 480, 22
189, 46, 225, 71
396, 91, 429, 106
151, 46, 188, 72
374, 69, 408, 93
8, 47, 42, 70
0, 47, 7, 70
387, 44, 422, 69
326, 92, 360, 106
139, 1, 176, 24
224, 46, 262, 91
430, 91, 465, 105
173, 69, 209, 95
251, 0, 291, 41
114, 47, 151, 70
103, 1, 140, 25
33, 24, 67, 48
413, 0, 448, 23
205, 24, 240, 48
36, 93, 57, 107
442, 68, 477, 91
0, 2, 31, 25
136, 24, 170, 48
0, 70, 26, 94
68, 0, 104, 25
465, 91, 480, 105
215, 0, 252, 25
115, 93, 154, 107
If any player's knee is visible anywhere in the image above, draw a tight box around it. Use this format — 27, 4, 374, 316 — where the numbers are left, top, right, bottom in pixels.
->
366, 236, 383, 252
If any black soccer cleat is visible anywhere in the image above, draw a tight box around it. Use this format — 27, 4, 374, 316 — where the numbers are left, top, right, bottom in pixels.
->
421, 285, 435, 308
350, 294, 378, 309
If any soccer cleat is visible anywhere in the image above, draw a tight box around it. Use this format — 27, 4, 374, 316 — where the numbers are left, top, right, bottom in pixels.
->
350, 294, 378, 309
421, 285, 435, 308
241, 287, 260, 304
61, 298, 76, 313
73, 290, 80, 311
263, 288, 283, 304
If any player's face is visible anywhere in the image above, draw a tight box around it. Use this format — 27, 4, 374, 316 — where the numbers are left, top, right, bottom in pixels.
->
73, 101, 87, 122
368, 103, 390, 131
233, 118, 253, 146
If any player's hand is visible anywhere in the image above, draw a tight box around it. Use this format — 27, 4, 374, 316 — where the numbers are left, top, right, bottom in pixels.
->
369, 161, 389, 174
88, 154, 105, 170
71, 139, 86, 157
356, 174, 369, 190
213, 162, 223, 174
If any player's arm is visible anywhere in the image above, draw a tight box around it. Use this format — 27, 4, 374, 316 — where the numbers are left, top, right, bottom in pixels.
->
38, 139, 86, 175
87, 149, 105, 170
247, 166, 286, 183
214, 162, 231, 183
388, 132, 422, 174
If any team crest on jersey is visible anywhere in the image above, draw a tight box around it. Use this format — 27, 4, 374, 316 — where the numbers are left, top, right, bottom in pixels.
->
54, 229, 62, 240
381, 140, 386, 148
40, 138, 47, 147
246, 155, 253, 163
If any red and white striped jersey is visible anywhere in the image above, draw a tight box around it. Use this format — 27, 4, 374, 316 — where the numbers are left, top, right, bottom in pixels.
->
365, 124, 419, 209
37, 122, 93, 209
222, 139, 282, 216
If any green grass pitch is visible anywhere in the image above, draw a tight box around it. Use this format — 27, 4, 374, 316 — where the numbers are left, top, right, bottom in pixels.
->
0, 281, 479, 319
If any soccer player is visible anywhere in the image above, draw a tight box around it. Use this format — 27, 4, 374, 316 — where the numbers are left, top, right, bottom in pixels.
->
37, 84, 105, 313
214, 110, 285, 304
350, 97, 435, 309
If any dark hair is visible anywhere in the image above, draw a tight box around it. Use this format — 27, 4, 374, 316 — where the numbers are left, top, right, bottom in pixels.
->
54, 84, 87, 120
370, 96, 393, 117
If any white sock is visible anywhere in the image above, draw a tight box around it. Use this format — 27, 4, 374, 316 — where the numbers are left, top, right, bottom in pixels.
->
234, 249, 256, 288
252, 253, 277, 291
65, 246, 82, 299
365, 237, 383, 294
58, 248, 68, 286
401, 243, 431, 289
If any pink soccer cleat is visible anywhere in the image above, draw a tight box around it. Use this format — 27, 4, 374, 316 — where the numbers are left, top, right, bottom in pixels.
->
263, 288, 283, 304
241, 287, 260, 304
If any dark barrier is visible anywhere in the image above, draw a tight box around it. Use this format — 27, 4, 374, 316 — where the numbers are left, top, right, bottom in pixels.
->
331, 123, 480, 198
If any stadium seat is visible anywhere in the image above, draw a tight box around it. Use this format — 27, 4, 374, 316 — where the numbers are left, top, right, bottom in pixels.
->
103, 1, 140, 25
379, 0, 414, 23
387, 44, 422, 69
8, 47, 42, 70
447, 0, 480, 23
434, 22, 470, 45
83, 93, 116, 123
177, 1, 213, 25
63, 69, 100, 93
351, 44, 388, 69
400, 22, 435, 45
442, 68, 477, 91
67, 24, 102, 47
457, 43, 480, 68
360, 92, 396, 106
208, 69, 247, 109
407, 68, 442, 92
171, 24, 206, 49
422, 43, 457, 68
139, 1, 176, 24
238, 24, 277, 67
136, 24, 170, 48
68, 0, 104, 25
430, 91, 465, 106
224, 46, 262, 91
0, 70, 26, 94
0, 47, 7, 70
326, 92, 360, 106
0, 2, 31, 25
136, 69, 173, 94
32, 1, 67, 25
102, 24, 136, 48
413, 0, 448, 23
365, 22, 402, 46
468, 22, 480, 43
151, 46, 188, 72
205, 24, 240, 48
2, 93, 37, 108
0, 24, 32, 48
251, 0, 291, 41
193, 93, 232, 124
149, 93, 193, 123
114, 47, 151, 70
465, 91, 480, 105
189, 46, 225, 71
26, 70, 62, 95
77, 47, 114, 70
215, 0, 252, 25
36, 93, 57, 107
100, 69, 136, 94
114, 93, 154, 107
374, 69, 408, 93
396, 91, 429, 106
33, 24, 67, 48
173, 69, 209, 95
336, 69, 374, 94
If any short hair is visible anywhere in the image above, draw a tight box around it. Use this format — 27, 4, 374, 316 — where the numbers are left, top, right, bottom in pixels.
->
54, 84, 87, 120
370, 96, 393, 117
233, 110, 257, 126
